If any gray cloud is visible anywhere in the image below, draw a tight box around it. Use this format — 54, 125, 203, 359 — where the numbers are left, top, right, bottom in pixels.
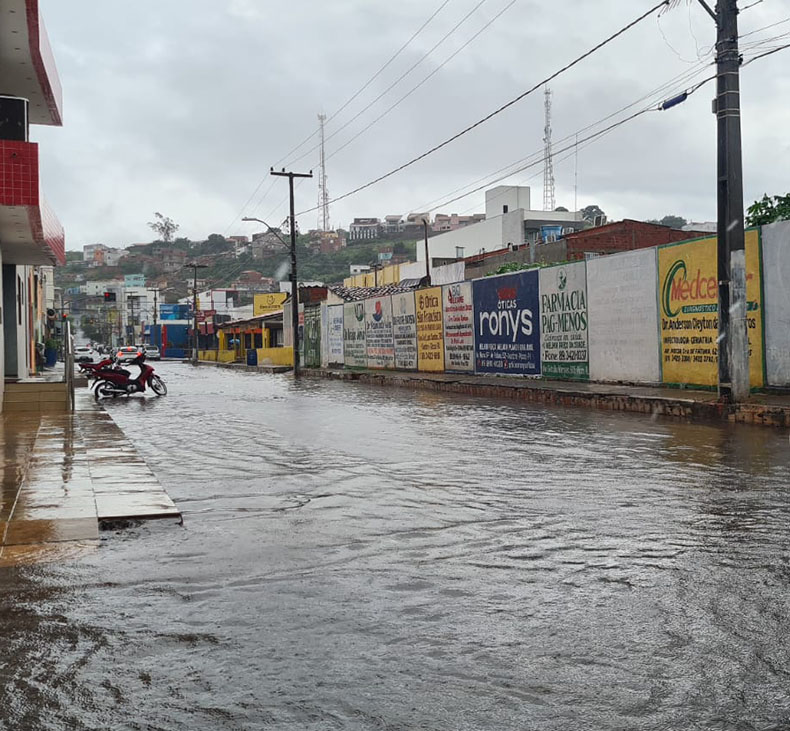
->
33, 0, 790, 248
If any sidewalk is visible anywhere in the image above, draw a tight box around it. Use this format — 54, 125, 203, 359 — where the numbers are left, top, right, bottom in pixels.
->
0, 388, 180, 568
304, 368, 790, 428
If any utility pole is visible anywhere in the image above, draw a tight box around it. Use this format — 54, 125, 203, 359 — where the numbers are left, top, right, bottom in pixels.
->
147, 288, 159, 347
188, 263, 208, 365
421, 217, 431, 287
695, 0, 748, 402
270, 167, 313, 376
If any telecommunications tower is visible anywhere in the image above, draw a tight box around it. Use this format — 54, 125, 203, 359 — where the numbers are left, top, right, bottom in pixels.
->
317, 113, 330, 231
542, 86, 555, 212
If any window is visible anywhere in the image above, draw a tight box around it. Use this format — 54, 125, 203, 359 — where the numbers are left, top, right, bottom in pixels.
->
455, 246, 465, 259
17, 275, 22, 325
503, 205, 508, 213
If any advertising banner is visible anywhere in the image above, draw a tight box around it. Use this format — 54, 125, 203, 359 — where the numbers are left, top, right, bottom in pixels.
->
327, 304, 345, 366
762, 220, 790, 386
320, 303, 329, 368
343, 302, 367, 368
539, 262, 589, 379
391, 292, 417, 370
442, 281, 475, 372
587, 248, 660, 383
365, 296, 395, 369
416, 287, 445, 371
303, 305, 321, 368
253, 292, 288, 316
657, 230, 764, 387
473, 270, 541, 375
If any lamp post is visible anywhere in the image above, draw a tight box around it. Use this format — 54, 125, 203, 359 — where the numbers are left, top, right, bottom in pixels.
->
241, 216, 298, 373
187, 262, 208, 365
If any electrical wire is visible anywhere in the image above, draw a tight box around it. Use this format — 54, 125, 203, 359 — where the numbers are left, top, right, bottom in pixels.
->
223, 0, 453, 235
286, 0, 493, 169
294, 0, 676, 217
325, 0, 517, 164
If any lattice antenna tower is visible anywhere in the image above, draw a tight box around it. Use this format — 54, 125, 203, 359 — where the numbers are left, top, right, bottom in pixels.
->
317, 113, 330, 231
542, 86, 556, 212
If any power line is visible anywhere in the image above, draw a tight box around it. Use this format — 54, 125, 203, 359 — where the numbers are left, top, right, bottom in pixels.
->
287, 0, 493, 169
296, 0, 672, 216
224, 0, 453, 234
325, 0, 516, 164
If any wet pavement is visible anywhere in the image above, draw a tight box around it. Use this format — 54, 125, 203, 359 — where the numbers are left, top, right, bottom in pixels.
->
0, 391, 179, 568
1, 361, 790, 730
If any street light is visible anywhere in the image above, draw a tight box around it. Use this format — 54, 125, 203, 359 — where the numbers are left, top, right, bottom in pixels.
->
186, 262, 209, 365
241, 216, 299, 375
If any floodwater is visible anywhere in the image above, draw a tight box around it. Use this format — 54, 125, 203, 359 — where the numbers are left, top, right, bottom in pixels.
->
1, 363, 790, 730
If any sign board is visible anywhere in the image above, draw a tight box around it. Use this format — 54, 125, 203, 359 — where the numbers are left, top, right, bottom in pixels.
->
416, 287, 445, 371
303, 305, 321, 368
587, 248, 660, 383
365, 296, 395, 369
327, 304, 345, 366
254, 292, 288, 316
657, 230, 764, 387
442, 281, 475, 372
343, 302, 367, 368
473, 270, 541, 375
392, 292, 417, 370
539, 262, 589, 379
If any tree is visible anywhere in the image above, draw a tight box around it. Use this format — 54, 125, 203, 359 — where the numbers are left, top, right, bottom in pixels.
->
581, 204, 605, 223
746, 193, 790, 227
646, 215, 688, 229
147, 212, 179, 243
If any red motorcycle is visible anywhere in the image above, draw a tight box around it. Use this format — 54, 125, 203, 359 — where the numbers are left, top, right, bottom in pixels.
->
78, 357, 115, 382
93, 351, 167, 399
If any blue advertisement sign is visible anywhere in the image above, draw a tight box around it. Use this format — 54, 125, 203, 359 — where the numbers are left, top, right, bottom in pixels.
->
160, 304, 190, 321
472, 270, 541, 375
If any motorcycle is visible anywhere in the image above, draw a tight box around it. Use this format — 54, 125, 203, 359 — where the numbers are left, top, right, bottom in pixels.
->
78, 357, 115, 382
93, 352, 167, 399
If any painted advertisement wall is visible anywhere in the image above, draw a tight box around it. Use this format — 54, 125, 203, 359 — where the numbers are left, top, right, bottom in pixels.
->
416, 287, 445, 371
392, 292, 417, 370
762, 220, 790, 386
320, 303, 329, 368
327, 304, 345, 367
343, 301, 367, 368
365, 296, 395, 369
473, 270, 541, 375
587, 248, 660, 383
253, 292, 288, 316
442, 281, 475, 372
303, 305, 321, 368
539, 262, 589, 379
657, 230, 764, 387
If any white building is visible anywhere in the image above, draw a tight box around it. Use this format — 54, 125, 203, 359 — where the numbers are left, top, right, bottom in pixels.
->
418, 186, 584, 264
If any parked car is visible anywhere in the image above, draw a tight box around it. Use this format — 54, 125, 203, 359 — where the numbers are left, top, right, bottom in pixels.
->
144, 345, 161, 360
74, 346, 98, 364
116, 346, 143, 363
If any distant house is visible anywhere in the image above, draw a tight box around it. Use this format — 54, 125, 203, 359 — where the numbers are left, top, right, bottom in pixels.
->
349, 218, 381, 241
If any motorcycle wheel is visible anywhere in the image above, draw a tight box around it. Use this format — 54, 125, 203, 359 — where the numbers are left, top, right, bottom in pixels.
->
94, 380, 115, 400
150, 375, 167, 396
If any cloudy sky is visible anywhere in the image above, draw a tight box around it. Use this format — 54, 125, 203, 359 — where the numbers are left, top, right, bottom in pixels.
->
34, 0, 790, 249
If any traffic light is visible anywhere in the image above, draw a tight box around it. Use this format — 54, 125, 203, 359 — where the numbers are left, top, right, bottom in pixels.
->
103, 291, 116, 302
62, 313, 68, 320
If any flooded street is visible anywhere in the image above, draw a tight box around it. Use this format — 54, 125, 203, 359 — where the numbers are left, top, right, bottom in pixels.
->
2, 362, 790, 730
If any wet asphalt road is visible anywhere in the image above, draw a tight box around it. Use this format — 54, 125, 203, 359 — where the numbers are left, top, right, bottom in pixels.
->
2, 362, 790, 730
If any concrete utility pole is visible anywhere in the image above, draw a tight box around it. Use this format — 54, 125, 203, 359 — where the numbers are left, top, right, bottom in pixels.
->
188, 263, 208, 365
696, 0, 749, 402
270, 168, 313, 376
421, 217, 431, 287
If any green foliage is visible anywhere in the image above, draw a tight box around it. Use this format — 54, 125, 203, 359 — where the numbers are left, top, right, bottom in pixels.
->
147, 212, 179, 243
646, 215, 687, 229
746, 193, 790, 227
485, 260, 553, 276
581, 204, 605, 222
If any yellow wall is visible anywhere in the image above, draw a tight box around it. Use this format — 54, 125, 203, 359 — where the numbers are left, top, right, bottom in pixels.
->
198, 350, 217, 362
256, 347, 293, 366
344, 263, 402, 288
217, 349, 237, 363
